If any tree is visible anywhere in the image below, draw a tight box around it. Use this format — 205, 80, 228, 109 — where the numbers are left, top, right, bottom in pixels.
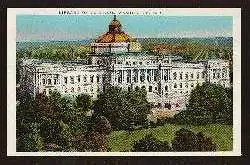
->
92, 87, 151, 131
132, 134, 171, 152
72, 116, 111, 152
172, 128, 216, 151
174, 83, 233, 125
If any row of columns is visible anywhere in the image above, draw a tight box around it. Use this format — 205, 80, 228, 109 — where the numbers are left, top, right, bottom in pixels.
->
115, 69, 171, 84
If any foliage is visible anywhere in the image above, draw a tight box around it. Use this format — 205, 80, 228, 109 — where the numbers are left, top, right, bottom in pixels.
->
17, 122, 44, 152
131, 134, 171, 152
72, 116, 111, 152
172, 128, 216, 151
92, 87, 152, 131
16, 44, 91, 61
174, 83, 233, 125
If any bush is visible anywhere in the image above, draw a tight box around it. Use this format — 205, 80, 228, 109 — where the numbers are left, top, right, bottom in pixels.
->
172, 128, 216, 151
132, 134, 171, 152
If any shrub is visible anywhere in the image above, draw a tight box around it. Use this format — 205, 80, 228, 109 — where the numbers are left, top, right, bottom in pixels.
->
172, 128, 216, 151
132, 134, 171, 152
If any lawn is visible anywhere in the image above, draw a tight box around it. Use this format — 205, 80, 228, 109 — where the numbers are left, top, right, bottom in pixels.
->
107, 123, 233, 152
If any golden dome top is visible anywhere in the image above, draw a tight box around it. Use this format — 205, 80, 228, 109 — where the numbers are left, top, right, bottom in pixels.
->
95, 15, 135, 43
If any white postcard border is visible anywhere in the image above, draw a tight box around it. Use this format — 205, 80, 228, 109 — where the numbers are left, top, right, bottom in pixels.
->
7, 8, 241, 156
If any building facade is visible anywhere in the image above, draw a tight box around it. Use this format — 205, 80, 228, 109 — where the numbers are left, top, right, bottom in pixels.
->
19, 16, 231, 111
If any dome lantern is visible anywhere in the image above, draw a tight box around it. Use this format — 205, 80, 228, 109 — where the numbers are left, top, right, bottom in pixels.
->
109, 15, 122, 33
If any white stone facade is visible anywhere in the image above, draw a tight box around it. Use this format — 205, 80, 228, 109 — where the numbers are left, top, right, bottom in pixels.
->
20, 53, 230, 111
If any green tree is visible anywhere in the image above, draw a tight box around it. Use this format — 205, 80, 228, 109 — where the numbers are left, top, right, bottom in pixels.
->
92, 87, 151, 131
174, 83, 232, 124
132, 134, 171, 152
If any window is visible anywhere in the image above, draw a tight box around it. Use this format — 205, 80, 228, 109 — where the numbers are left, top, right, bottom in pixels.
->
202, 71, 206, 79
70, 76, 74, 84
217, 73, 220, 79
180, 72, 183, 80
139, 62, 142, 65
197, 72, 199, 79
97, 75, 99, 83
142, 86, 146, 90
133, 62, 136, 65
173, 72, 177, 80
180, 83, 182, 88
191, 73, 194, 79
185, 83, 188, 88
77, 87, 81, 92
165, 85, 168, 91
155, 86, 157, 91
174, 83, 177, 88
64, 77, 68, 84
83, 76, 87, 82
48, 79, 52, 85
185, 73, 188, 80
71, 87, 74, 92
42, 79, 46, 85
149, 86, 152, 92
43, 89, 46, 94
90, 76, 94, 83
126, 61, 129, 65
191, 83, 194, 88
157, 103, 161, 108
128, 86, 131, 91
77, 75, 80, 83
54, 79, 57, 85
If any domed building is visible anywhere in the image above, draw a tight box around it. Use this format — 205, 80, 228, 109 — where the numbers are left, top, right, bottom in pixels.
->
19, 16, 231, 116
91, 16, 142, 54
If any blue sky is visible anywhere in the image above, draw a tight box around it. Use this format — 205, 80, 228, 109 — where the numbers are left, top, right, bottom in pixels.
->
16, 15, 233, 41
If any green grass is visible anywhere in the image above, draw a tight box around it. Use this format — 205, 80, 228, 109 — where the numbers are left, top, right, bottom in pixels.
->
107, 124, 233, 152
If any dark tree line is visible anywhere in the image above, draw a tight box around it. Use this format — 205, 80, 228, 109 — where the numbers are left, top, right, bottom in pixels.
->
16, 86, 152, 151
132, 128, 216, 152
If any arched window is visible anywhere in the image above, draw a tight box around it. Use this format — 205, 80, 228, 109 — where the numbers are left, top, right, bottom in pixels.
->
174, 83, 177, 88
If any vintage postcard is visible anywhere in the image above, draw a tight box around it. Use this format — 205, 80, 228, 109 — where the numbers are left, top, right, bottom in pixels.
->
7, 8, 241, 156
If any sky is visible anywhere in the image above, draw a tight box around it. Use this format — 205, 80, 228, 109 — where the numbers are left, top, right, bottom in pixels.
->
16, 15, 233, 41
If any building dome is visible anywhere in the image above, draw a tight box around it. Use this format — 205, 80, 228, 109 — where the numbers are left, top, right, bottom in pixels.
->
95, 15, 135, 43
